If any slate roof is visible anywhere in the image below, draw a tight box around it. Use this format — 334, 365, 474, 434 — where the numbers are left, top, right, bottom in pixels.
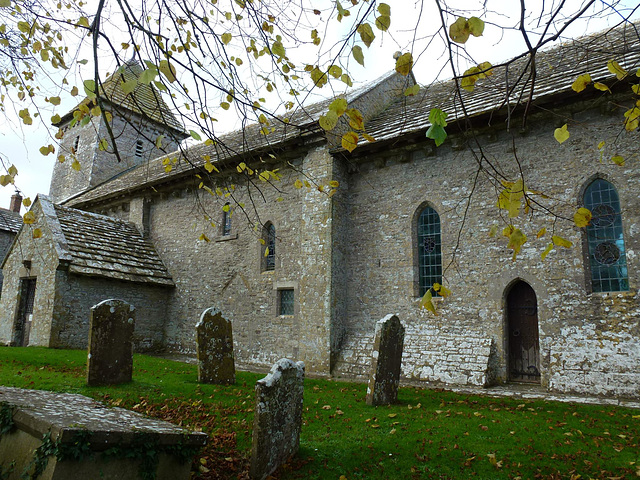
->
57, 58, 185, 134
49, 200, 173, 286
65, 20, 640, 207
363, 20, 640, 145
0, 208, 22, 234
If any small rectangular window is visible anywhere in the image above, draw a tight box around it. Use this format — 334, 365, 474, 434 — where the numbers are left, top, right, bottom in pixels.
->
135, 140, 144, 158
278, 289, 294, 316
222, 204, 231, 236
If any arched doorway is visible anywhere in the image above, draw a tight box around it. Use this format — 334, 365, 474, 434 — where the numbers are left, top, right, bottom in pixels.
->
506, 281, 540, 383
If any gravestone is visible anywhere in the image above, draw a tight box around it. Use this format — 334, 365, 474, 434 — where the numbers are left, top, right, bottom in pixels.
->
366, 314, 405, 406
196, 307, 235, 384
249, 358, 305, 480
87, 299, 135, 387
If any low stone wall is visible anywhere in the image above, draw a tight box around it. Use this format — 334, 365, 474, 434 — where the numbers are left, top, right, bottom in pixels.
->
0, 387, 207, 480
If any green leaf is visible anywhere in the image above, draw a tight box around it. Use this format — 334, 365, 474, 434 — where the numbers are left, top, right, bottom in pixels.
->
83, 79, 97, 99
449, 17, 470, 44
272, 41, 285, 58
375, 15, 391, 31
139, 68, 158, 85
552, 235, 572, 248
467, 17, 484, 37
428, 108, 448, 127
404, 84, 420, 96
189, 130, 202, 141
159, 60, 176, 83
357, 23, 375, 48
121, 79, 137, 94
426, 124, 446, 146
310, 67, 327, 88
352, 46, 364, 66
221, 33, 232, 45
541, 242, 554, 261
328, 65, 342, 78
0, 0, 11, 7
419, 289, 436, 314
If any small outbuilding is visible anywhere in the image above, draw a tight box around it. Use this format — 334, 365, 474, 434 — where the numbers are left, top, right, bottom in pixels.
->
0, 195, 173, 350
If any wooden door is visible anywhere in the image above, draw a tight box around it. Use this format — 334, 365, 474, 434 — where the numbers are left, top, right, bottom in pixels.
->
14, 278, 37, 347
507, 281, 540, 383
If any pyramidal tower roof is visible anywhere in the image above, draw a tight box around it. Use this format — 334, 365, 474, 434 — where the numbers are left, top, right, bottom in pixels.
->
57, 58, 185, 134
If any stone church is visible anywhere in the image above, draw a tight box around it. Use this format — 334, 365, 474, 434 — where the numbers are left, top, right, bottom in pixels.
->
1, 22, 639, 399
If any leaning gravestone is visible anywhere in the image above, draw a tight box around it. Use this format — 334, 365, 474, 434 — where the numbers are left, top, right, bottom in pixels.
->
249, 358, 305, 480
366, 314, 405, 406
196, 307, 235, 384
87, 299, 135, 387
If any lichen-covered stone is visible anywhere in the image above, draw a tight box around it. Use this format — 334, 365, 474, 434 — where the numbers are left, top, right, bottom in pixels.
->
87, 299, 135, 386
366, 314, 405, 406
249, 358, 304, 480
196, 307, 235, 385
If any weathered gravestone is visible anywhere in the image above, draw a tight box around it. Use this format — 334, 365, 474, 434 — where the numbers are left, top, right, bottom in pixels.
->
196, 307, 235, 384
87, 299, 135, 387
249, 358, 305, 480
366, 314, 405, 406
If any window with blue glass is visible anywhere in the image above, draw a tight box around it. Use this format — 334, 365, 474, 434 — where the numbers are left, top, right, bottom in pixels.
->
263, 223, 276, 271
583, 179, 628, 292
417, 206, 442, 296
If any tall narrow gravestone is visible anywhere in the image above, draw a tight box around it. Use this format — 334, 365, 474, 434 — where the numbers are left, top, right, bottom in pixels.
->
366, 314, 405, 406
249, 358, 305, 480
87, 299, 135, 387
196, 307, 235, 384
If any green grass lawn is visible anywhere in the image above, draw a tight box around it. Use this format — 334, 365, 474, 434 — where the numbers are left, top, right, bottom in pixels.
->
1, 346, 639, 479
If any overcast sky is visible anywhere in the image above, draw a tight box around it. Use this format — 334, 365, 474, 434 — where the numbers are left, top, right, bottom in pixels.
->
1, 0, 638, 213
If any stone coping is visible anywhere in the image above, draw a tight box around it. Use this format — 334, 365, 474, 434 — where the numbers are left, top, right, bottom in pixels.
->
0, 387, 207, 448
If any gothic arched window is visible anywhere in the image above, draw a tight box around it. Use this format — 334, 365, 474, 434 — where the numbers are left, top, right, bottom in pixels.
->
583, 179, 628, 292
417, 206, 442, 296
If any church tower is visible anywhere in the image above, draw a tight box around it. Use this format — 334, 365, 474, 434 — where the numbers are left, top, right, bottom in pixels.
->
49, 59, 188, 203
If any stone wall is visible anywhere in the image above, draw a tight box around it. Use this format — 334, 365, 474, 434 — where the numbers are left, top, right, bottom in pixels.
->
0, 229, 17, 295
333, 100, 640, 397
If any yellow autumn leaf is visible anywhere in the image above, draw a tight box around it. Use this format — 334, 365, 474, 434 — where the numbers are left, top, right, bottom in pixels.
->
329, 180, 339, 188
449, 17, 470, 43
198, 233, 210, 242
328, 97, 348, 117
159, 59, 177, 83
341, 131, 359, 153
395, 52, 413, 76
294, 179, 303, 189
48, 96, 61, 105
541, 242, 554, 260
404, 84, 420, 96
607, 59, 627, 80
419, 289, 436, 314
23, 211, 36, 225
488, 224, 498, 237
71, 159, 81, 171
357, 23, 375, 48
574, 207, 592, 227
32, 228, 43, 239
22, 197, 31, 207
352, 45, 364, 66
597, 140, 605, 150
263, 246, 269, 257
571, 73, 591, 92
346, 109, 364, 130
554, 124, 570, 144
507, 228, 527, 261
362, 133, 375, 143
319, 111, 339, 131
594, 82, 611, 93
536, 227, 546, 238
552, 235, 572, 248
221, 33, 232, 45
611, 155, 625, 166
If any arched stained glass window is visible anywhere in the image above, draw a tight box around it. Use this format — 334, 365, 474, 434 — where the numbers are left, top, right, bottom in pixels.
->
583, 179, 628, 292
263, 223, 276, 271
418, 206, 442, 296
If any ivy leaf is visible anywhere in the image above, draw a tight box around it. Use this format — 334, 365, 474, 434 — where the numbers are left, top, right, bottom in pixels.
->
352, 46, 364, 66
341, 131, 358, 153
573, 207, 592, 227
357, 23, 375, 48
554, 124, 570, 144
395, 52, 413, 76
571, 73, 591, 92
